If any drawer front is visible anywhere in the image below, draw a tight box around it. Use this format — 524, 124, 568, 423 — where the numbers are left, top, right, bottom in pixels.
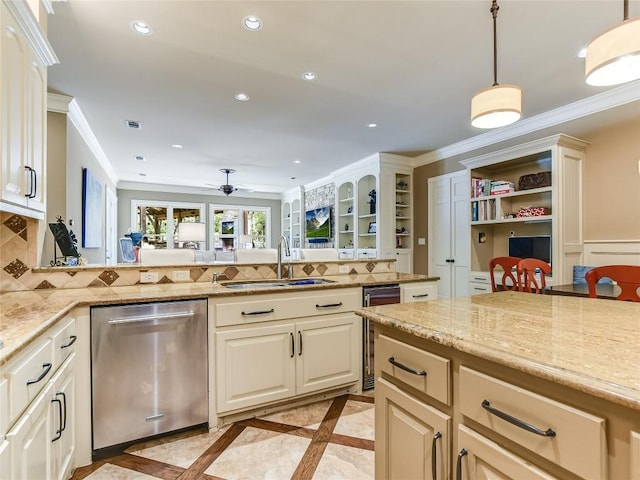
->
459, 367, 606, 480
377, 334, 450, 405
469, 271, 491, 284
401, 282, 438, 303
49, 315, 77, 369
5, 337, 53, 425
215, 289, 360, 327
468, 282, 492, 295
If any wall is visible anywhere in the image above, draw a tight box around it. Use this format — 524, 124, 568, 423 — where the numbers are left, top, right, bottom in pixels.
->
43, 111, 67, 266
411, 114, 640, 275
116, 189, 282, 260
581, 116, 640, 241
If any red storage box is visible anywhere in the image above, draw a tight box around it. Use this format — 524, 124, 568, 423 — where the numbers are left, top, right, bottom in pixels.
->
516, 206, 550, 218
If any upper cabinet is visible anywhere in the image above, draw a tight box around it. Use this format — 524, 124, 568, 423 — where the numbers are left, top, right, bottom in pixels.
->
461, 134, 588, 286
0, 0, 57, 219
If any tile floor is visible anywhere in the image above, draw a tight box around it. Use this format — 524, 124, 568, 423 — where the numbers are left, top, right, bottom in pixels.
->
71, 393, 375, 480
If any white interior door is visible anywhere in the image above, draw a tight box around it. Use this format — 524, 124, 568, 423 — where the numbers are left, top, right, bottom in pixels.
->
105, 188, 117, 265
429, 176, 453, 298
451, 173, 470, 297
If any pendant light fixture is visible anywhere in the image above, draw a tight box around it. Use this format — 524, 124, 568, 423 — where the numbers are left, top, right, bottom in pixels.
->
585, 0, 640, 86
471, 0, 522, 129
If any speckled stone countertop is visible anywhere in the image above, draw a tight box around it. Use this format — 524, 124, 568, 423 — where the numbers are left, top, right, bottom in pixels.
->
0, 272, 432, 366
355, 292, 640, 410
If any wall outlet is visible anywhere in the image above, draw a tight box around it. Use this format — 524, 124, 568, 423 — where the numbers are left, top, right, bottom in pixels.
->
418, 237, 426, 245
338, 265, 350, 274
140, 272, 159, 283
172, 270, 189, 282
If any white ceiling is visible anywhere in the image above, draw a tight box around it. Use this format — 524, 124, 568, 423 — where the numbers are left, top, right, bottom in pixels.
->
46, 0, 640, 195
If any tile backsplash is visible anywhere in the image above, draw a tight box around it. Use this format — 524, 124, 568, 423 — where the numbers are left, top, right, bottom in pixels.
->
1, 212, 395, 293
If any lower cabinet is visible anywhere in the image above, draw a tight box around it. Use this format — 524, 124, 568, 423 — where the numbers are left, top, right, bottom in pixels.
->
456, 425, 557, 480
216, 313, 359, 414
375, 378, 450, 480
51, 354, 76, 480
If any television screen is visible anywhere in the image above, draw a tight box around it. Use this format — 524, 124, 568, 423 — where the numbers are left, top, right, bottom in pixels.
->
305, 206, 331, 239
221, 221, 235, 235
508, 236, 551, 264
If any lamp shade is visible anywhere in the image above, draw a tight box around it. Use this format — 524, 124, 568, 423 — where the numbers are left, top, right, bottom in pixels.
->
585, 17, 640, 86
177, 222, 206, 242
471, 84, 522, 129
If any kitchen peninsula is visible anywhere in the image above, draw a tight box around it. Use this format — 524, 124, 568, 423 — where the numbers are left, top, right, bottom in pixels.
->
355, 292, 640, 479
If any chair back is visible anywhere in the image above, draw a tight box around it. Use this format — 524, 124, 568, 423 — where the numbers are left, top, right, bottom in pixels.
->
489, 256, 521, 292
584, 265, 640, 302
517, 258, 552, 294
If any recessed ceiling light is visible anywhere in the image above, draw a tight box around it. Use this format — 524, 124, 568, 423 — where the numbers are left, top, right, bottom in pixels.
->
293, 160, 301, 164
302, 72, 318, 81
290, 177, 297, 180
134, 155, 145, 161
131, 21, 152, 35
235, 92, 250, 101
171, 144, 183, 149
368, 123, 377, 128
139, 173, 147, 176
577, 47, 587, 59
243, 16, 262, 31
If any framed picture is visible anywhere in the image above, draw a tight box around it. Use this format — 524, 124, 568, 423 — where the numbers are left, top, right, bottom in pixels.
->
82, 168, 103, 248
221, 221, 235, 235
368, 222, 377, 234
305, 206, 331, 239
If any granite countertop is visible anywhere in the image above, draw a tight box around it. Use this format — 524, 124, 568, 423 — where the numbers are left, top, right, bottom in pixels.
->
0, 272, 433, 366
355, 291, 640, 410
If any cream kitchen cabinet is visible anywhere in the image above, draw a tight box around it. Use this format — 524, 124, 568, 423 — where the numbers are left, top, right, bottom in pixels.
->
373, 321, 635, 480
0, 313, 76, 479
0, 0, 57, 218
214, 288, 361, 416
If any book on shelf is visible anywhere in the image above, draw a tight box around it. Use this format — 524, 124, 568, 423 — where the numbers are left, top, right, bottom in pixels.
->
471, 177, 494, 198
472, 201, 479, 221
490, 181, 515, 195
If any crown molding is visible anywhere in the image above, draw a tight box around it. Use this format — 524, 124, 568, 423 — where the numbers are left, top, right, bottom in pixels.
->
67, 99, 119, 186
118, 181, 282, 200
4, 0, 58, 66
416, 81, 640, 166
47, 92, 72, 113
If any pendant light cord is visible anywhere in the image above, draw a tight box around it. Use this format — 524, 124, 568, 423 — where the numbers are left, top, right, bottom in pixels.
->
491, 0, 500, 87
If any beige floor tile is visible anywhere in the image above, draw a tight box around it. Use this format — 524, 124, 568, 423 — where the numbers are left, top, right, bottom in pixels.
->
312, 443, 375, 480
333, 400, 375, 440
205, 426, 311, 479
84, 463, 158, 480
129, 428, 228, 468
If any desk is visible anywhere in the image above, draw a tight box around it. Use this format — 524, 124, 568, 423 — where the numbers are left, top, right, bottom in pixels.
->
546, 283, 618, 299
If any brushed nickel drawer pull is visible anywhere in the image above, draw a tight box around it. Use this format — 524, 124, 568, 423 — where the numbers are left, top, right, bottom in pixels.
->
432, 432, 442, 480
388, 357, 426, 376
481, 399, 556, 437
412, 293, 430, 298
241, 308, 275, 316
315, 302, 343, 309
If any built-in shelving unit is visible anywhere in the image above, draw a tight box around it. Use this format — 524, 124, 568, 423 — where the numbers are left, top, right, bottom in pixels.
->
357, 174, 377, 257
461, 134, 588, 286
281, 186, 304, 259
337, 182, 355, 257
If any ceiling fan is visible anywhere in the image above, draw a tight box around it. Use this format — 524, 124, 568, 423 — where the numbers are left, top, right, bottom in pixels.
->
203, 168, 253, 195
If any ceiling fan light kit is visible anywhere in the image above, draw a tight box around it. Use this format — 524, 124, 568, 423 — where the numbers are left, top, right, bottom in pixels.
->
470, 0, 522, 129
219, 168, 238, 196
585, 0, 640, 86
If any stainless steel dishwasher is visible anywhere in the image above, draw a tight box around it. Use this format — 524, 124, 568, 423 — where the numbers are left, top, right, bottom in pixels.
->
91, 299, 208, 453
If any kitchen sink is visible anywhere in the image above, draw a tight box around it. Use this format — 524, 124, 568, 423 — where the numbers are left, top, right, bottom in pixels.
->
222, 278, 336, 289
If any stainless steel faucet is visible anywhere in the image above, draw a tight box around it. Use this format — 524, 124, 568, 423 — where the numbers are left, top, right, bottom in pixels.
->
212, 272, 228, 284
277, 235, 292, 279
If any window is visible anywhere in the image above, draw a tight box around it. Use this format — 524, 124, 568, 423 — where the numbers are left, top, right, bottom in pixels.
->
209, 204, 270, 250
132, 201, 205, 249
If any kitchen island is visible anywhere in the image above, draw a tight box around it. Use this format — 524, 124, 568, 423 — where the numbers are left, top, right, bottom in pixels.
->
355, 292, 639, 479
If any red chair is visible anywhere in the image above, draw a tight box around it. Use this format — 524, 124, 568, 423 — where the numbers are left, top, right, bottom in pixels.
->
489, 256, 521, 292
585, 265, 640, 302
517, 258, 552, 294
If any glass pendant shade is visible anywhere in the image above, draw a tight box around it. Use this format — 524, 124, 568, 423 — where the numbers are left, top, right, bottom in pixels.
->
471, 84, 522, 129
585, 17, 640, 86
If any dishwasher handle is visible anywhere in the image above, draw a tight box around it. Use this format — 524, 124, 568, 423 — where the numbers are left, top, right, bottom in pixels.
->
108, 310, 195, 324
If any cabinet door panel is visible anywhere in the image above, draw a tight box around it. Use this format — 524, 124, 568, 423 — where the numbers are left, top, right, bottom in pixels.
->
216, 323, 295, 413
51, 354, 75, 480
7, 382, 53, 480
25, 55, 46, 211
456, 425, 557, 480
375, 378, 450, 480
296, 314, 359, 395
